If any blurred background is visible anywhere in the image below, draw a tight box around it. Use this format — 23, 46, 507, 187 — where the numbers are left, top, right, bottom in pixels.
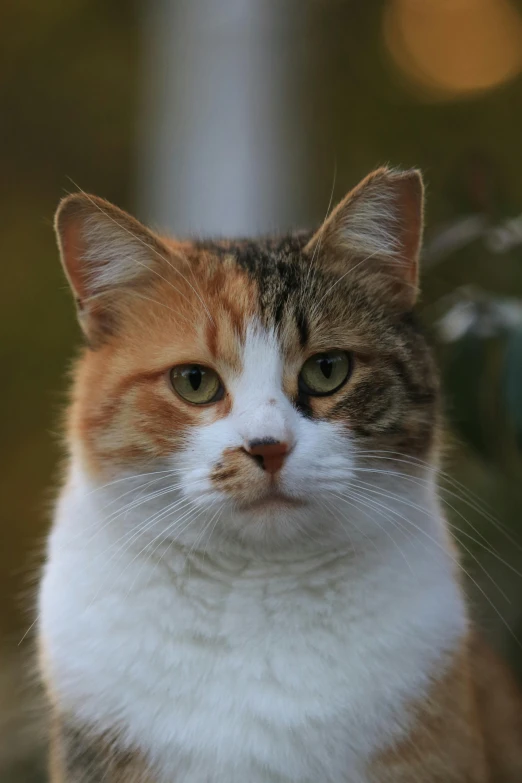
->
2, 0, 522, 779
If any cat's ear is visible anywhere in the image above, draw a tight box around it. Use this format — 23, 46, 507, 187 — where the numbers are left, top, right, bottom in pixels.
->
306, 167, 424, 310
55, 193, 168, 344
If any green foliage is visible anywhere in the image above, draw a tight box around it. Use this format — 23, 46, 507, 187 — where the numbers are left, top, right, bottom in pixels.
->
503, 325, 522, 452
444, 333, 493, 458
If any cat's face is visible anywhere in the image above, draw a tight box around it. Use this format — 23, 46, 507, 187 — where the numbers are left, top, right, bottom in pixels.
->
57, 168, 439, 551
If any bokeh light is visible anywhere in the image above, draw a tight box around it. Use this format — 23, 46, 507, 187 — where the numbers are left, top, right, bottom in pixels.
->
384, 0, 522, 100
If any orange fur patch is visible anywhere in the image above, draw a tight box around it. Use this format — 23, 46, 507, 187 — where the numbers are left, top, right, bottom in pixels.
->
68, 248, 258, 478
210, 447, 272, 506
371, 634, 522, 782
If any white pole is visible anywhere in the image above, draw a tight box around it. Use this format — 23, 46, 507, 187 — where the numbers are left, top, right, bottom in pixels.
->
137, 0, 308, 237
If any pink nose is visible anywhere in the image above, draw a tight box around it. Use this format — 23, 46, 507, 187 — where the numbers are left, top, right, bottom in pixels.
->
246, 439, 289, 475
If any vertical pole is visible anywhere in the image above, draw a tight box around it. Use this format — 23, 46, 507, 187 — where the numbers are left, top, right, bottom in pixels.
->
138, 0, 309, 237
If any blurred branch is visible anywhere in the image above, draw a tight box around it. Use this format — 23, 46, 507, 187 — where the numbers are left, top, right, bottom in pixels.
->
436, 287, 522, 343
422, 195, 522, 464
424, 212, 522, 267
424, 215, 488, 266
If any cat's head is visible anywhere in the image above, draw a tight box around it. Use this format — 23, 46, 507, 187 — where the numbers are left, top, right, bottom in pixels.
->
56, 168, 440, 552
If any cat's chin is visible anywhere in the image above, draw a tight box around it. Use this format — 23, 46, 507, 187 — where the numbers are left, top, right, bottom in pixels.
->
236, 491, 307, 514
217, 497, 332, 552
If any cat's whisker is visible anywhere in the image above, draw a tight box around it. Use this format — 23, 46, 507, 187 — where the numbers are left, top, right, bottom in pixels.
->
355, 449, 508, 522
65, 479, 170, 544
19, 492, 198, 646
356, 448, 499, 514
122, 502, 211, 600
312, 248, 383, 315
79, 495, 196, 592
83, 497, 199, 610
83, 468, 187, 496
202, 504, 226, 561
329, 490, 418, 577
122, 290, 197, 325
83, 473, 181, 521
170, 243, 217, 323
99, 487, 205, 558
350, 476, 520, 579
122, 498, 223, 594
347, 493, 514, 605
352, 465, 494, 550
339, 483, 512, 604
303, 160, 337, 291
322, 495, 376, 553
329, 492, 421, 580
79, 481, 196, 545
354, 450, 522, 551
184, 504, 225, 572
379, 499, 522, 652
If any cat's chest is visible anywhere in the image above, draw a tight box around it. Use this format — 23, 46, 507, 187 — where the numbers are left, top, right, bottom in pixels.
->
41, 541, 466, 783
93, 556, 377, 727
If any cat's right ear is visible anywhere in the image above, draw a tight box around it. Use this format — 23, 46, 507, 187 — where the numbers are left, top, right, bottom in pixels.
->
55, 193, 168, 345
305, 168, 424, 311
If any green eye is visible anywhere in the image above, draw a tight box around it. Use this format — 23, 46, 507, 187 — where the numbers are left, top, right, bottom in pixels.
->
170, 364, 224, 405
298, 350, 352, 396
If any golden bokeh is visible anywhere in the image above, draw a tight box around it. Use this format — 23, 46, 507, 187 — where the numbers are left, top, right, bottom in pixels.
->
384, 0, 522, 100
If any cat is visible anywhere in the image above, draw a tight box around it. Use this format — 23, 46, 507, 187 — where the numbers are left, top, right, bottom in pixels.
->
38, 167, 522, 782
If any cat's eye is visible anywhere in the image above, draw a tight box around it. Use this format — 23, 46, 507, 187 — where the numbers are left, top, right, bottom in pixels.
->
170, 364, 224, 405
298, 350, 352, 396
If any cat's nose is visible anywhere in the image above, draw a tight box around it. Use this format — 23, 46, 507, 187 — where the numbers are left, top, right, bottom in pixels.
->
245, 439, 290, 475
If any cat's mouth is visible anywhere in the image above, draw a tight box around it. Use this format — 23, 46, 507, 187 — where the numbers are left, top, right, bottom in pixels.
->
237, 491, 306, 513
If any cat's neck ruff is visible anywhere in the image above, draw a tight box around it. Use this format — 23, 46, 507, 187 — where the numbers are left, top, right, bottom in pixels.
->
40, 460, 467, 783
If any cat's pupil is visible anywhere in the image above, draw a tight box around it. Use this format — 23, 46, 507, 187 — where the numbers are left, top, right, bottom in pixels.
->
320, 358, 333, 379
189, 368, 202, 391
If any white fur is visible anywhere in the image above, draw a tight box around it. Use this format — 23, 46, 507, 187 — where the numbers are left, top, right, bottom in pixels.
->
229, 325, 296, 447
39, 323, 467, 783
336, 187, 402, 261
82, 211, 157, 294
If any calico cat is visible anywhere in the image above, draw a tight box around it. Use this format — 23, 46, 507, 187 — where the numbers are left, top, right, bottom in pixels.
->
38, 168, 522, 782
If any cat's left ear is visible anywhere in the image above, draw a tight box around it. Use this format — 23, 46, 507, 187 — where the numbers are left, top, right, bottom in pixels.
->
305, 167, 424, 310
55, 192, 169, 344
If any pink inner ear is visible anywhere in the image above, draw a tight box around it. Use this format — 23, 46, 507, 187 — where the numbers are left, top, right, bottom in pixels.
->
59, 217, 90, 303
393, 174, 424, 286
304, 168, 424, 311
